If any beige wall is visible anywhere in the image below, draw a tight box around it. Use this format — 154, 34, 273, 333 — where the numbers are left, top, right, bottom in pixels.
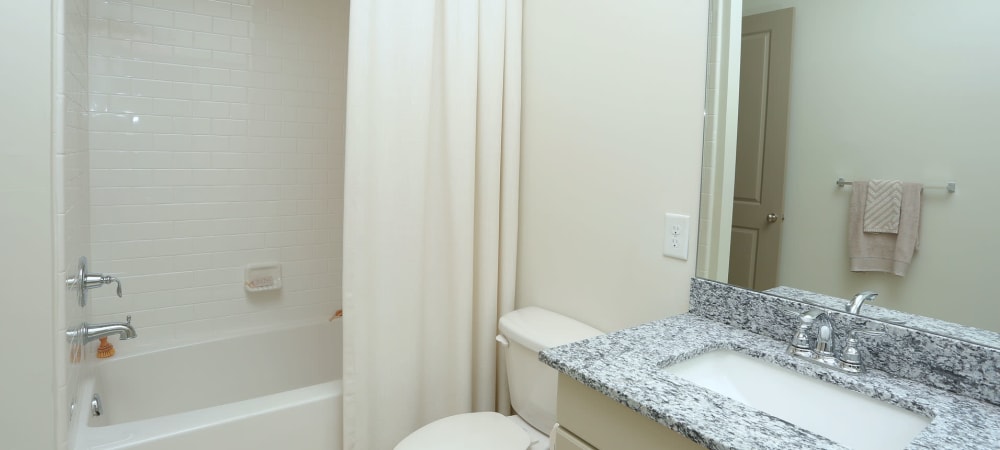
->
0, 3, 56, 449
744, 0, 1000, 330
518, 0, 709, 332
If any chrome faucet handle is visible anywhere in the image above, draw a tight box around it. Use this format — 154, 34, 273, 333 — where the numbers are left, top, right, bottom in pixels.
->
837, 326, 886, 373
67, 257, 124, 306
83, 273, 123, 297
107, 275, 123, 297
787, 309, 823, 357
794, 309, 825, 321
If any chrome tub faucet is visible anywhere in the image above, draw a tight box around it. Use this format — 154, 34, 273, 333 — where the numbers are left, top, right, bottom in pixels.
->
66, 315, 137, 345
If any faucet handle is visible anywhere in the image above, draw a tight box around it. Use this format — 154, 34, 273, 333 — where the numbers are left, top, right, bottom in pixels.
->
794, 308, 823, 321
837, 326, 886, 373
105, 275, 122, 297
786, 309, 823, 357
84, 274, 123, 297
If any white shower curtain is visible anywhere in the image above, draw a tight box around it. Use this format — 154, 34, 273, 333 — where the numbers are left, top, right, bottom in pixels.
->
341, 0, 522, 449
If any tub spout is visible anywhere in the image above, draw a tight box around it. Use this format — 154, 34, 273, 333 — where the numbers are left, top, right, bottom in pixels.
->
67, 315, 137, 344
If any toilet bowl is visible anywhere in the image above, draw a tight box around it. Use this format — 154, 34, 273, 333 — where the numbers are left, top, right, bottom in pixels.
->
394, 412, 552, 450
394, 307, 603, 450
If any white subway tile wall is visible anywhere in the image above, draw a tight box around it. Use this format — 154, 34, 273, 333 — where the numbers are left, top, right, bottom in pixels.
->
87, 0, 348, 338
57, 0, 91, 448
697, 0, 725, 279
698, 0, 717, 277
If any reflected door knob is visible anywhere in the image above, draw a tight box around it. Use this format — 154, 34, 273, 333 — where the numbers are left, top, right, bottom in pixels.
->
767, 213, 779, 223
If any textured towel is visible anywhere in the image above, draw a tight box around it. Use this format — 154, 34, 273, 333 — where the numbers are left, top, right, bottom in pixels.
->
863, 179, 902, 234
848, 181, 922, 276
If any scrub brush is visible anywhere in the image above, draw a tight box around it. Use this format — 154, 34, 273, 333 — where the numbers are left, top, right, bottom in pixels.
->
96, 336, 116, 358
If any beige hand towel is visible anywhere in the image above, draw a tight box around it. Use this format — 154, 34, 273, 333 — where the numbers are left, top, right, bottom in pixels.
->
863, 179, 902, 234
848, 181, 922, 276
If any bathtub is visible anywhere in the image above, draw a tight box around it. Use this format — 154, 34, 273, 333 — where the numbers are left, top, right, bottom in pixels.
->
71, 320, 342, 450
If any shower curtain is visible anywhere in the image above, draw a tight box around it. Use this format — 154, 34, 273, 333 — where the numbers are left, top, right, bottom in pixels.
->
341, 0, 522, 449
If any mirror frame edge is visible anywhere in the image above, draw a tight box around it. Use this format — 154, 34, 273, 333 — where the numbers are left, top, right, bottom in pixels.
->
697, 0, 740, 282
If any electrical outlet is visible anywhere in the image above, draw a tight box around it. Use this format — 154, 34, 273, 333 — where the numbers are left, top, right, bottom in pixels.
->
663, 213, 689, 260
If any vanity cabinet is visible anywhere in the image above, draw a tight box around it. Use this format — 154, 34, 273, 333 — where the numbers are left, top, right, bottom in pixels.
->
552, 427, 597, 450
554, 374, 705, 450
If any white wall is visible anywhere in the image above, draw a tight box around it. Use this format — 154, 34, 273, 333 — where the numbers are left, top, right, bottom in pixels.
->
86, 0, 349, 339
0, 3, 56, 449
744, 0, 1000, 330
518, 0, 709, 332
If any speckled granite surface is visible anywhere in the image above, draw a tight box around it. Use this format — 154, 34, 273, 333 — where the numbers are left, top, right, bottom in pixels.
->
692, 279, 1000, 406
765, 285, 1000, 350
541, 314, 1000, 450
539, 278, 1000, 449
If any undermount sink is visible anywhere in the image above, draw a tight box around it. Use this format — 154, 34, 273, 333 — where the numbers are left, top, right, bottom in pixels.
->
663, 350, 931, 450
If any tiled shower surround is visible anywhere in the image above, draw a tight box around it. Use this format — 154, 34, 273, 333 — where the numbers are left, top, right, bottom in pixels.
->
86, 0, 348, 337
56, 0, 92, 447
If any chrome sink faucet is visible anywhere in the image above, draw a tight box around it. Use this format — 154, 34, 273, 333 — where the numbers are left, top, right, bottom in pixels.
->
787, 309, 883, 374
66, 316, 137, 345
848, 290, 878, 314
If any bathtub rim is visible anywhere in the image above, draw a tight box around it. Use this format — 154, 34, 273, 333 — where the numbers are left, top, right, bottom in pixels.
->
71, 378, 342, 450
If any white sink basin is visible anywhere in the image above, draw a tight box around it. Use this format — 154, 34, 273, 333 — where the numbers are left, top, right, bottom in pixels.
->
663, 350, 931, 450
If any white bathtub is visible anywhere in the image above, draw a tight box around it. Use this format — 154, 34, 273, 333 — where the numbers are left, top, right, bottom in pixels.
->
71, 320, 342, 450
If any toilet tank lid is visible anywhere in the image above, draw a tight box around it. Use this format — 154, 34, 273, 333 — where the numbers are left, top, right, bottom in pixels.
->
498, 307, 603, 353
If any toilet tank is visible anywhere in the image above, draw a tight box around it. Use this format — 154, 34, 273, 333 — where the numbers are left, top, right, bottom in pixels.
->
498, 307, 603, 434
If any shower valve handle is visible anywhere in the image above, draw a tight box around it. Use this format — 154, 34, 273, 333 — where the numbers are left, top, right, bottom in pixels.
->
83, 274, 123, 297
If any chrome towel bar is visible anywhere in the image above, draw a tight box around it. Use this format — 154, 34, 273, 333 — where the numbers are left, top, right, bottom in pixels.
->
836, 177, 956, 193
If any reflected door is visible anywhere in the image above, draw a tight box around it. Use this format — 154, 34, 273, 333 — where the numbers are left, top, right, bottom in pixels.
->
728, 8, 793, 290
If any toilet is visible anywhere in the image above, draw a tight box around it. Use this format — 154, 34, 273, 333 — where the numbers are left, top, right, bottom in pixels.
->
394, 307, 604, 450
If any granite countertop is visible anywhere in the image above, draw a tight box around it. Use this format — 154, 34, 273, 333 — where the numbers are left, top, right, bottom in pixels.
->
540, 314, 1000, 450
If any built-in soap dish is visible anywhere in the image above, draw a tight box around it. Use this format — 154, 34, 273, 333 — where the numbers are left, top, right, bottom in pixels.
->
245, 262, 282, 293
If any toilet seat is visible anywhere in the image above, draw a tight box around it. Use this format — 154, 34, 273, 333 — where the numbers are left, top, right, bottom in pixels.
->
394, 412, 531, 450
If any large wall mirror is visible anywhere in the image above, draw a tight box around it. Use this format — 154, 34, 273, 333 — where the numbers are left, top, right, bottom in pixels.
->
697, 0, 1000, 343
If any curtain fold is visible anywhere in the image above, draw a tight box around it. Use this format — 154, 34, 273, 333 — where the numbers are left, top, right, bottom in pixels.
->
342, 1, 521, 449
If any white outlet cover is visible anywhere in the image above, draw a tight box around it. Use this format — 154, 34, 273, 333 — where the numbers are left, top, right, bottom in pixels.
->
663, 213, 690, 260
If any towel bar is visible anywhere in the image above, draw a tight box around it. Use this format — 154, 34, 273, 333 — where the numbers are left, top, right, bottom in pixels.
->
836, 178, 956, 193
